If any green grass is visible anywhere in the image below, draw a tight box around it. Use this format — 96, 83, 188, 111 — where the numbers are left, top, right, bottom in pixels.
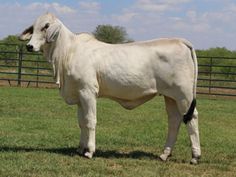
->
0, 87, 235, 177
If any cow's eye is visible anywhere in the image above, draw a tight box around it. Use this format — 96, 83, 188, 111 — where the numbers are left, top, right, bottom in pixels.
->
41, 23, 50, 31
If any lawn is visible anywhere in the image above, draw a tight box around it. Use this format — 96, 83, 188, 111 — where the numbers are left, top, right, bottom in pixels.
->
0, 87, 235, 177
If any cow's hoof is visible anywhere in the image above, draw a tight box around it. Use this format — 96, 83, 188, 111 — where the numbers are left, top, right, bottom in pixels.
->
77, 147, 94, 159
190, 158, 198, 165
159, 153, 170, 161
190, 156, 200, 165
84, 151, 93, 159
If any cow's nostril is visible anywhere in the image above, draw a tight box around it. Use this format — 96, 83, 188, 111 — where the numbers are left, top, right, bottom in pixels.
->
26, 44, 33, 52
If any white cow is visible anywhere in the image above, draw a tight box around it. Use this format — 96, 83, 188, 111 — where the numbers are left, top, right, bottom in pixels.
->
20, 13, 201, 164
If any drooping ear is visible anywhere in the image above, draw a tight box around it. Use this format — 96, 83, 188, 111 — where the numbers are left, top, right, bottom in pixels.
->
46, 22, 61, 43
19, 25, 33, 41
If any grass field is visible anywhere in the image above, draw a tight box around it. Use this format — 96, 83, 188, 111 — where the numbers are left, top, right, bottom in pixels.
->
0, 87, 235, 177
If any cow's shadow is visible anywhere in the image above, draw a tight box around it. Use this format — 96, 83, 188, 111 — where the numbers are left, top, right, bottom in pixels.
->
95, 149, 158, 159
0, 146, 78, 156
0, 146, 158, 160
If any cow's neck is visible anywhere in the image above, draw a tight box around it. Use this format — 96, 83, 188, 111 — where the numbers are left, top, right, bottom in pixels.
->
43, 22, 75, 87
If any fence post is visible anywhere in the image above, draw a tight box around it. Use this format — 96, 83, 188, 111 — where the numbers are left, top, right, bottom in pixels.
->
17, 44, 23, 86
209, 57, 213, 94
36, 55, 39, 87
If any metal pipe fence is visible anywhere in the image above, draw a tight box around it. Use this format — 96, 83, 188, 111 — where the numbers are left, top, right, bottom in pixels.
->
0, 43, 55, 88
0, 43, 236, 97
197, 56, 236, 96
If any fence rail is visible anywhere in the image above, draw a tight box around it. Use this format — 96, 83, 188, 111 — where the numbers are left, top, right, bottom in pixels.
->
0, 43, 236, 97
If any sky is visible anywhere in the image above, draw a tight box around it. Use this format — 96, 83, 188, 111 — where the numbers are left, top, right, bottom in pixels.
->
1, 0, 236, 50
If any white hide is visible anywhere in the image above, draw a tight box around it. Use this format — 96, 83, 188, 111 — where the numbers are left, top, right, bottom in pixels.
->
20, 13, 201, 163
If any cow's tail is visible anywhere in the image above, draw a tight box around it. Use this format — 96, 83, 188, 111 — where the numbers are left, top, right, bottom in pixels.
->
181, 39, 198, 124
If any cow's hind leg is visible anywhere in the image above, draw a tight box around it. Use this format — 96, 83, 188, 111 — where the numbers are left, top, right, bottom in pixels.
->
175, 97, 201, 164
160, 96, 182, 161
186, 108, 201, 164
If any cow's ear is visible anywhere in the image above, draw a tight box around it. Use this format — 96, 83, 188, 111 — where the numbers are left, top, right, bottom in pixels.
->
46, 22, 61, 43
19, 25, 33, 41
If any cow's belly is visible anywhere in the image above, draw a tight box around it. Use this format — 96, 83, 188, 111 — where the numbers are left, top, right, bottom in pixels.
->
99, 76, 158, 109
110, 92, 157, 110
102, 84, 157, 100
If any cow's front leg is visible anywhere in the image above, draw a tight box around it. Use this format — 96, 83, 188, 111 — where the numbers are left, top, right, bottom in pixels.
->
77, 89, 97, 159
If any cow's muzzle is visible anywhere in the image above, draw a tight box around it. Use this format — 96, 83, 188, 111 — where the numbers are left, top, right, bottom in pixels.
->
26, 44, 34, 52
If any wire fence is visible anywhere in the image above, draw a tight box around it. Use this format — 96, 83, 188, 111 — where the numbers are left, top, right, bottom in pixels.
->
0, 43, 236, 97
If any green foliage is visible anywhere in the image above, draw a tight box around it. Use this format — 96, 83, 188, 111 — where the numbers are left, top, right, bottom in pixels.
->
196, 47, 236, 58
1, 35, 22, 44
93, 25, 133, 44
0, 87, 236, 177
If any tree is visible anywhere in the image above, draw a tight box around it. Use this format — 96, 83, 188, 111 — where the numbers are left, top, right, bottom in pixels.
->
93, 25, 133, 44
0, 35, 23, 65
1, 35, 21, 44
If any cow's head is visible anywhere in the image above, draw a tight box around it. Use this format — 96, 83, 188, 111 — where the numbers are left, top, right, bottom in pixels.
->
19, 13, 61, 52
